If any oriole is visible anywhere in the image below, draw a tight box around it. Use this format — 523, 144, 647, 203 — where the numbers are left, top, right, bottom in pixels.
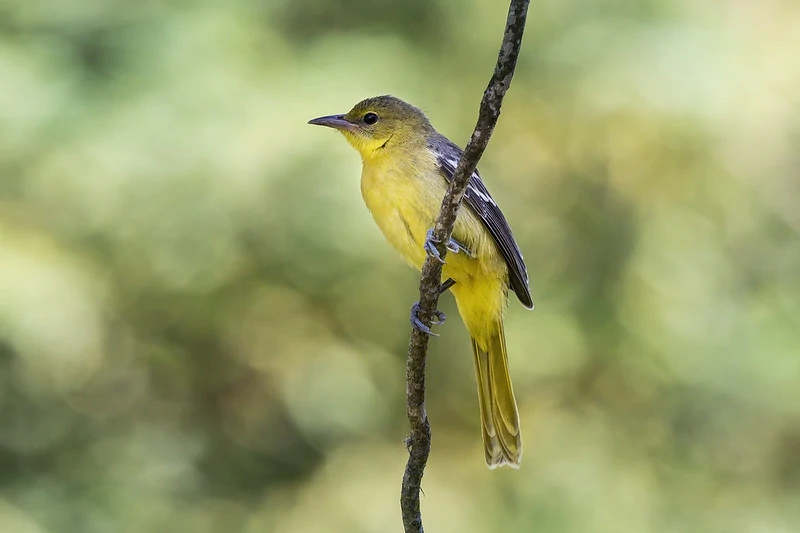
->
309, 95, 533, 469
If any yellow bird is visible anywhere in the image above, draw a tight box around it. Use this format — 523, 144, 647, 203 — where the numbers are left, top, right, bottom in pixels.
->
309, 95, 533, 469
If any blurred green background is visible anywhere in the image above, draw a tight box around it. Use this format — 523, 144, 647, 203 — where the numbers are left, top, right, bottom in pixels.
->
1, 0, 799, 532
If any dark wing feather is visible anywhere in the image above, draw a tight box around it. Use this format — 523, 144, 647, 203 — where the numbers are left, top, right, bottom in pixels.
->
431, 136, 534, 309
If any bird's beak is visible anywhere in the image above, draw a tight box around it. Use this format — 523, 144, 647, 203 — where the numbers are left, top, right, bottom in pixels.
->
308, 114, 355, 131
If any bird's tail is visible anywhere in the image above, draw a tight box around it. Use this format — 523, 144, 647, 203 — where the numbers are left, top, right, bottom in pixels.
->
471, 319, 522, 469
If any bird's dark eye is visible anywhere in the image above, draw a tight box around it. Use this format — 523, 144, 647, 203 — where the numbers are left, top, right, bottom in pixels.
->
363, 112, 379, 125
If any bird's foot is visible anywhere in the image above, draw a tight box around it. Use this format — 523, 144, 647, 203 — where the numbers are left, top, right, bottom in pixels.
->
410, 301, 446, 336
424, 229, 445, 264
424, 229, 474, 263
448, 237, 474, 258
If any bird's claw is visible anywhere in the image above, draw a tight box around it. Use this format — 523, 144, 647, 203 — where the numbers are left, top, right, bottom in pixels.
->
424, 229, 445, 264
410, 302, 446, 336
447, 236, 474, 257
424, 229, 473, 262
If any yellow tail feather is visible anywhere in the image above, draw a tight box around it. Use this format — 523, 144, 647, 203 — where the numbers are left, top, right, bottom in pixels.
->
471, 319, 522, 469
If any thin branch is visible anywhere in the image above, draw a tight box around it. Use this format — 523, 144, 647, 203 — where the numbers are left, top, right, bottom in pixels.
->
400, 1, 531, 532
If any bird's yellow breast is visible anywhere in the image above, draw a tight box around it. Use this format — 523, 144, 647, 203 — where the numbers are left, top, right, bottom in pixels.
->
359, 148, 506, 288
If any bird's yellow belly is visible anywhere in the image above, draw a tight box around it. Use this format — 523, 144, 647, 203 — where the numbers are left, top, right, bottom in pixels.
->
360, 164, 504, 286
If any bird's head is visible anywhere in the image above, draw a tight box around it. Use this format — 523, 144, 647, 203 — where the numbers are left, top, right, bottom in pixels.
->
308, 95, 432, 159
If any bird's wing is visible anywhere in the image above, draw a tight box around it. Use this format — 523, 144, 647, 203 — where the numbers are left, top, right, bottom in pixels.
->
431, 136, 533, 309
